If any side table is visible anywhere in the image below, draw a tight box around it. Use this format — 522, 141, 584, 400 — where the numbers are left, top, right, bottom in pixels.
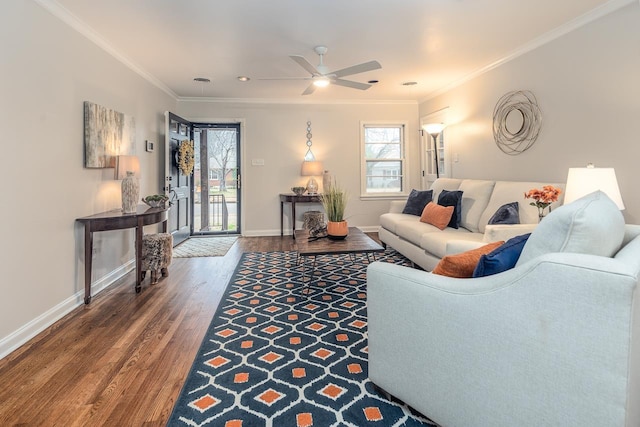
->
76, 206, 169, 304
280, 193, 322, 239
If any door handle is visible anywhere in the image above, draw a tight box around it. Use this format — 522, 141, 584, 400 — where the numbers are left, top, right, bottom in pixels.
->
237, 174, 241, 190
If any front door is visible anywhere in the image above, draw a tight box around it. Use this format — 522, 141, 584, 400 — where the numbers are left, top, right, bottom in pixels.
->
164, 112, 193, 246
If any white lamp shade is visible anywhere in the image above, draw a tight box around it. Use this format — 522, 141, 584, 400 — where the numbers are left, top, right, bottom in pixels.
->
115, 155, 140, 180
301, 160, 324, 176
564, 167, 624, 210
422, 123, 445, 136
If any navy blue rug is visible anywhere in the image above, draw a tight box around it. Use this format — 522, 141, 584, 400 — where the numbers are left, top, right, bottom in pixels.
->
168, 249, 436, 426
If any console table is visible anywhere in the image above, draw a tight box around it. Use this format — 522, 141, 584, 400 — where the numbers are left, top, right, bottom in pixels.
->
280, 193, 321, 238
76, 206, 169, 304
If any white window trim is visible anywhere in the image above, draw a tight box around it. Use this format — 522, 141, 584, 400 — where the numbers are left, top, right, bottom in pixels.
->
359, 120, 409, 199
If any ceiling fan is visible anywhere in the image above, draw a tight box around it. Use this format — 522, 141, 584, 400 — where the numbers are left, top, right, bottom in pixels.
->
261, 46, 382, 95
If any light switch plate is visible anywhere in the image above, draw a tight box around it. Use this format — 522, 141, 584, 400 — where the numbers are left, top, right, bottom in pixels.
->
252, 159, 265, 166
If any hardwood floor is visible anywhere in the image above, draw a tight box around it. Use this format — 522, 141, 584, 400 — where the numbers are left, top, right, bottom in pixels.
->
0, 235, 313, 426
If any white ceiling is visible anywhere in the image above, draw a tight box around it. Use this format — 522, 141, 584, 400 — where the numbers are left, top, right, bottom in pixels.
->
47, 0, 624, 101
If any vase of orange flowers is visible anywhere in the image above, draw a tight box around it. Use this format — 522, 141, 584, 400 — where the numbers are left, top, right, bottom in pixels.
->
524, 185, 562, 221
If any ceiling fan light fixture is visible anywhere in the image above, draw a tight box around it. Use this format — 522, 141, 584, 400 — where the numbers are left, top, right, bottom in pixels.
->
313, 77, 330, 88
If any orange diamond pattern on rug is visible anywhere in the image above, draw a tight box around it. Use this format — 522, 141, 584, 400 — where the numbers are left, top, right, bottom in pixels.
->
169, 250, 436, 426
256, 388, 285, 406
189, 394, 219, 413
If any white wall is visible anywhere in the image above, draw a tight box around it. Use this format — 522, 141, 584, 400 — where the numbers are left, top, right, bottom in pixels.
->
419, 2, 640, 223
0, 2, 176, 356
176, 101, 419, 235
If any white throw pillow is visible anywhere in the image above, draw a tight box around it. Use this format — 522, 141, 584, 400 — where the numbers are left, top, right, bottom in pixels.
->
516, 191, 624, 266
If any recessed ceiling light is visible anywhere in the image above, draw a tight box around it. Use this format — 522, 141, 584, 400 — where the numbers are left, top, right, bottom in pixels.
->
368, 80, 379, 84
402, 81, 418, 86
237, 76, 250, 82
193, 77, 211, 83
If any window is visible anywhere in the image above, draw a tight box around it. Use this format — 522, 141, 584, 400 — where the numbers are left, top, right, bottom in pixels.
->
361, 122, 407, 197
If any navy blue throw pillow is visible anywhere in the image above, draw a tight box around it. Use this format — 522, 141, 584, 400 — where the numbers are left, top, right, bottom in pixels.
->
402, 189, 433, 216
473, 233, 531, 277
437, 190, 463, 229
488, 202, 520, 225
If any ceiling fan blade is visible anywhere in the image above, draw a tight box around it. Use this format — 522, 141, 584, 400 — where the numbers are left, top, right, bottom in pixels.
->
332, 60, 381, 78
301, 83, 316, 96
332, 79, 372, 90
290, 55, 319, 76
256, 77, 311, 80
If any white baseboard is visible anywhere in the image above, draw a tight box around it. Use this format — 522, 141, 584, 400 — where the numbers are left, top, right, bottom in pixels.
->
0, 260, 134, 360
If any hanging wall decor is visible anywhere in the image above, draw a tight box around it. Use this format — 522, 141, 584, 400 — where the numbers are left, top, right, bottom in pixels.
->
492, 90, 541, 155
84, 101, 135, 168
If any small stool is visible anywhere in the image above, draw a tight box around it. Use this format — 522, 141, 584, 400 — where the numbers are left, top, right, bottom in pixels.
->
141, 233, 173, 285
303, 211, 325, 231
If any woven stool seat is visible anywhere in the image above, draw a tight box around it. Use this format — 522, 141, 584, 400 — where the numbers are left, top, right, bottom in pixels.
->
303, 210, 325, 230
141, 233, 173, 284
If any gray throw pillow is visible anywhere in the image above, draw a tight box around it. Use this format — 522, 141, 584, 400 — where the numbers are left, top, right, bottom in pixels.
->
488, 202, 520, 225
402, 189, 433, 216
516, 191, 624, 266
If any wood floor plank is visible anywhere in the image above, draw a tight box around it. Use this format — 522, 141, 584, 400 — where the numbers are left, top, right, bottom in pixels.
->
0, 234, 376, 426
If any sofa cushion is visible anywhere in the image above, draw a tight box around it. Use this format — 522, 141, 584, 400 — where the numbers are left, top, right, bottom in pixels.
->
477, 181, 565, 233
395, 220, 441, 247
438, 190, 463, 229
430, 178, 463, 202
379, 213, 417, 234
420, 229, 484, 258
402, 189, 433, 216
432, 241, 504, 278
516, 191, 625, 266
473, 233, 530, 277
420, 202, 454, 230
458, 180, 496, 233
488, 201, 520, 225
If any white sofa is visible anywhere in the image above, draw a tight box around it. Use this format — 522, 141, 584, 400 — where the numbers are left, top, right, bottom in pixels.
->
379, 178, 564, 271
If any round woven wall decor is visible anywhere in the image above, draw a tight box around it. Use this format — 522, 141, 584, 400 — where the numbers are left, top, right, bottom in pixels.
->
492, 90, 541, 155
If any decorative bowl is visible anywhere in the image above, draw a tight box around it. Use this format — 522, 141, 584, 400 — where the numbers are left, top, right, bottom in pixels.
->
291, 186, 306, 196
142, 194, 169, 208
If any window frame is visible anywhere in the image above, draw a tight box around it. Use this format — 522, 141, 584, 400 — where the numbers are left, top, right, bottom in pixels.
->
359, 121, 409, 199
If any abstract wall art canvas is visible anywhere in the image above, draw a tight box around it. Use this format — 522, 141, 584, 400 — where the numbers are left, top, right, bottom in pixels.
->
84, 101, 136, 168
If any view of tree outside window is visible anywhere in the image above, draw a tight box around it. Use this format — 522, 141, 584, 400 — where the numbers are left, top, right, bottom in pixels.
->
362, 124, 405, 194
193, 126, 240, 233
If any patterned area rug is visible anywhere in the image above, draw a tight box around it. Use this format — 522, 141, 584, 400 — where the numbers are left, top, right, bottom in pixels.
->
173, 236, 239, 258
168, 249, 437, 426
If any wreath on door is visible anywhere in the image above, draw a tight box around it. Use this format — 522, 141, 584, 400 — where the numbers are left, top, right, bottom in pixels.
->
177, 140, 195, 175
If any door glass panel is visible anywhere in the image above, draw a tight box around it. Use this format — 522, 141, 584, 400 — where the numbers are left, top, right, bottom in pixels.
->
193, 125, 240, 234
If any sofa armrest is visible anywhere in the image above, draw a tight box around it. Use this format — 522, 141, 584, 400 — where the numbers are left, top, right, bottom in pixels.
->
482, 223, 537, 242
367, 253, 639, 426
388, 199, 407, 214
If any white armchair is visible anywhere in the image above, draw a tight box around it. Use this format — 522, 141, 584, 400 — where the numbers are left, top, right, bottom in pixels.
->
367, 193, 640, 427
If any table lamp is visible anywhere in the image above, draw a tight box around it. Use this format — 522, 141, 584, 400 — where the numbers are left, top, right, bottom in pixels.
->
564, 163, 624, 209
301, 160, 323, 195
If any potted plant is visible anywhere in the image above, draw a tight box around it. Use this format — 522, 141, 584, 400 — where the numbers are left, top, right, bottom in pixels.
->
320, 180, 349, 239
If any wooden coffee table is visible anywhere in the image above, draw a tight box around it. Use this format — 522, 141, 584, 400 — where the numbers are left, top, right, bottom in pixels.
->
294, 227, 385, 294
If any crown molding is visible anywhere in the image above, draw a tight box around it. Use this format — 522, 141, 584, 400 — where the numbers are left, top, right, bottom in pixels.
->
177, 96, 418, 106
32, 0, 178, 99
419, 0, 636, 104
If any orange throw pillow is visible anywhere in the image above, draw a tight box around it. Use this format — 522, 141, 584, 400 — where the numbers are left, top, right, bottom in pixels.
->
420, 202, 454, 230
432, 241, 504, 278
